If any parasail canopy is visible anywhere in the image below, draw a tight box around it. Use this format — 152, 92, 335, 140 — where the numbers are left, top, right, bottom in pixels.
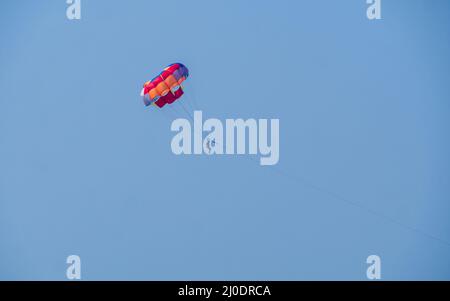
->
141, 63, 189, 108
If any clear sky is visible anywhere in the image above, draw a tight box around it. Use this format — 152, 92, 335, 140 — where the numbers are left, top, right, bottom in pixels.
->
1, 0, 449, 280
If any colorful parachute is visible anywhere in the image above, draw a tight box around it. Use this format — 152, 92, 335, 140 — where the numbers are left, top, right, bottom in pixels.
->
141, 63, 189, 108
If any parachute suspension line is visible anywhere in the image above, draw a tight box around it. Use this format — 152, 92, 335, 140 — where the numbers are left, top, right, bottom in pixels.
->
189, 83, 201, 111
190, 93, 200, 112
180, 88, 194, 112
178, 100, 195, 123
183, 93, 196, 114
172, 102, 194, 123
161, 85, 193, 122
167, 102, 183, 118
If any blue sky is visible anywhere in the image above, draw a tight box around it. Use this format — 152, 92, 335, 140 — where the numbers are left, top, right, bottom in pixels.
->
0, 0, 449, 280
